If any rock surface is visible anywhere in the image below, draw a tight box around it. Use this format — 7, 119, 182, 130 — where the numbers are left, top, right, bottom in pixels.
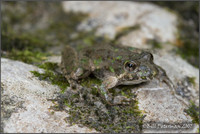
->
1, 58, 97, 133
62, 1, 199, 133
1, 1, 199, 133
62, 1, 178, 49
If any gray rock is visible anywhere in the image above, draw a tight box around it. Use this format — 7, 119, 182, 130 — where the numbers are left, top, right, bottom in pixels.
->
62, 1, 199, 133
2, 1, 198, 133
62, 1, 178, 49
1, 58, 97, 133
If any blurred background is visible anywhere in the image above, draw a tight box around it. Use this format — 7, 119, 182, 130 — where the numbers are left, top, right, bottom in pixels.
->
1, 1, 199, 67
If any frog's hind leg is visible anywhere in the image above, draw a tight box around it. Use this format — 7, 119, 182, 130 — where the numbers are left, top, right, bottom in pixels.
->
66, 68, 91, 90
61, 45, 91, 89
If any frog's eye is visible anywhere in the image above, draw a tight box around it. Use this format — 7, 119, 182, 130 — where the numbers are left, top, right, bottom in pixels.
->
124, 61, 137, 72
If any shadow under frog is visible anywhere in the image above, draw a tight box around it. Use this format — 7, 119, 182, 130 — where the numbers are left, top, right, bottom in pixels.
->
61, 44, 188, 106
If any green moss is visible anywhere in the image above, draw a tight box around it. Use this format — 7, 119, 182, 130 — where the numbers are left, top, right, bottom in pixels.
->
2, 2, 88, 47
37, 62, 145, 133
197, 127, 199, 133
2, 31, 53, 64
3, 2, 144, 132
50, 111, 55, 115
31, 62, 69, 93
187, 77, 196, 86
3, 49, 51, 64
37, 62, 59, 70
52, 73, 144, 133
184, 101, 199, 124
109, 66, 115, 73
80, 76, 102, 88
80, 58, 88, 64
128, 47, 135, 51
120, 86, 136, 99
2, 2, 88, 66
64, 97, 144, 133
147, 39, 163, 49
94, 58, 102, 67
64, 100, 72, 108
1, 31, 51, 51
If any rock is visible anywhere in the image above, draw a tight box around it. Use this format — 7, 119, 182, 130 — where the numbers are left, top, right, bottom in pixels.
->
2, 1, 198, 133
154, 53, 199, 104
135, 79, 198, 133
62, 1, 178, 49
62, 1, 199, 133
43, 52, 199, 133
45, 56, 61, 64
1, 58, 97, 133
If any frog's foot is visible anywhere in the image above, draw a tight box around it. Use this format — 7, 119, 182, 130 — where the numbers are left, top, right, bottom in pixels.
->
97, 87, 133, 105
97, 87, 135, 105
67, 78, 80, 90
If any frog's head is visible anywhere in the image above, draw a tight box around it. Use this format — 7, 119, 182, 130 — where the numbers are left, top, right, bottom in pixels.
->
119, 52, 158, 85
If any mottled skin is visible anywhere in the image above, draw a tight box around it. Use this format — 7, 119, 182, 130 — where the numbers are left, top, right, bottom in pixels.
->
61, 44, 187, 105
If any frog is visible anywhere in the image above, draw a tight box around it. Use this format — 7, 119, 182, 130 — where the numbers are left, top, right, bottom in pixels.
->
61, 44, 188, 106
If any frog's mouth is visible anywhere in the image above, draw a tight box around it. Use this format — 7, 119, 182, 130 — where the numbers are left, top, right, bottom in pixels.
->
118, 72, 150, 85
120, 79, 149, 85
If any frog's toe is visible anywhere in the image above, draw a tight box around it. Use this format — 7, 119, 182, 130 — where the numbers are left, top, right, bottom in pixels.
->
67, 78, 80, 90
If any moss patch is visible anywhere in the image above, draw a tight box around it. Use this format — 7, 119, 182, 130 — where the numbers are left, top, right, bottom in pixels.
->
55, 83, 144, 133
2, 1, 88, 64
31, 62, 69, 93
31, 61, 144, 133
184, 101, 199, 124
4, 49, 51, 65
2, 31, 53, 64
147, 39, 163, 49
3, 2, 145, 132
186, 76, 196, 86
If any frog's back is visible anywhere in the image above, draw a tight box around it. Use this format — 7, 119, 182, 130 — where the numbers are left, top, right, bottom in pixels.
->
61, 44, 143, 78
80, 44, 142, 74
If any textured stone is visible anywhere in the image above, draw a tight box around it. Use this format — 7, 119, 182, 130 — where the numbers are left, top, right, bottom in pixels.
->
1, 1, 198, 133
62, 1, 178, 49
62, 2, 199, 132
1, 58, 97, 133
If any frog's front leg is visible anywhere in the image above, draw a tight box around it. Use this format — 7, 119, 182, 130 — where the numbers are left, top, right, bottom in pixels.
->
67, 68, 91, 90
98, 76, 132, 105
